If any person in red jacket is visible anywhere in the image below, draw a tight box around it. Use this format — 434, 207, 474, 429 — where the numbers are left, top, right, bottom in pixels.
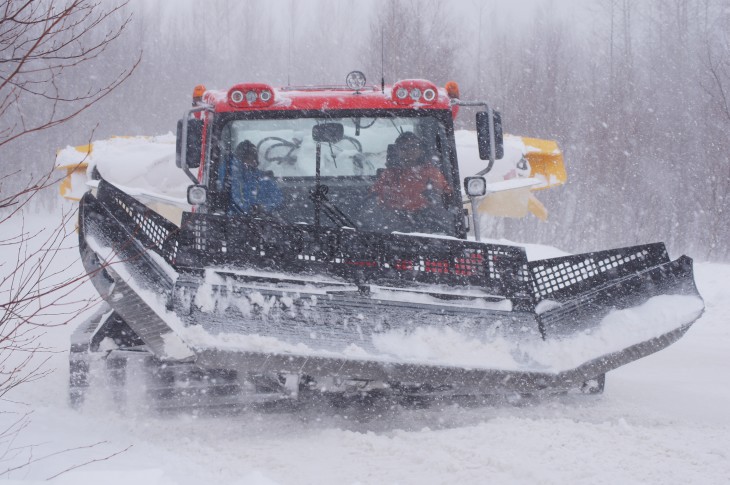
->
369, 131, 453, 232
372, 131, 452, 211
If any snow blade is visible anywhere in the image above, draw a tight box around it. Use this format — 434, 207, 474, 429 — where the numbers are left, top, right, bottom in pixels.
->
527, 244, 699, 338
76, 180, 704, 395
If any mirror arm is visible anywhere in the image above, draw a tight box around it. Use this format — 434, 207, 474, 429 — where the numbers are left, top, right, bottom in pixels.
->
180, 104, 213, 185
450, 100, 489, 108
488, 105, 496, 171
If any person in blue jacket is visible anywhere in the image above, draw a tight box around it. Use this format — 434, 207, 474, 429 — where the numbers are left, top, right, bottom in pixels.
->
219, 140, 283, 216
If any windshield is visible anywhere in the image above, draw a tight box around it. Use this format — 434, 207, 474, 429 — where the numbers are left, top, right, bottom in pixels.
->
214, 112, 461, 236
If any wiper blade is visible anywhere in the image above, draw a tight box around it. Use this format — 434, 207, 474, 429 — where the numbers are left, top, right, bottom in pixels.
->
309, 184, 357, 229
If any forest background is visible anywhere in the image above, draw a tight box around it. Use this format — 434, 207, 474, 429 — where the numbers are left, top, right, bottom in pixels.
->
3, 0, 728, 261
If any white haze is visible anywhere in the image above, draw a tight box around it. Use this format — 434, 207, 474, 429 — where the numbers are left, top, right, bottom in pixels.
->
2, 0, 729, 261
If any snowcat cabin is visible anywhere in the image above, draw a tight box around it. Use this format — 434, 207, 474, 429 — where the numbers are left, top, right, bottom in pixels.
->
213, 110, 463, 235
177, 77, 504, 243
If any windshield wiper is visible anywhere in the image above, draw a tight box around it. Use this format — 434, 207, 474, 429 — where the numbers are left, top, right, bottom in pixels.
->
309, 184, 357, 229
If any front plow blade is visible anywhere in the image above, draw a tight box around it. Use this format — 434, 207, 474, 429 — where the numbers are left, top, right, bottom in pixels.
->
190, 248, 703, 394
78, 182, 704, 395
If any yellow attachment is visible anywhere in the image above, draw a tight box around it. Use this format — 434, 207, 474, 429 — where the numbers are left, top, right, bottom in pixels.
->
57, 144, 91, 201
521, 137, 567, 190
472, 190, 549, 221
57, 136, 139, 200
527, 193, 548, 221
476, 187, 531, 218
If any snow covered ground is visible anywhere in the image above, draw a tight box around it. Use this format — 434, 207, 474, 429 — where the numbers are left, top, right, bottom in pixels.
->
2, 208, 729, 484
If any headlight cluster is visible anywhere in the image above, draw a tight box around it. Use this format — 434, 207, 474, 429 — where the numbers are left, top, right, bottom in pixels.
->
391, 80, 439, 104
227, 84, 275, 107
230, 89, 272, 104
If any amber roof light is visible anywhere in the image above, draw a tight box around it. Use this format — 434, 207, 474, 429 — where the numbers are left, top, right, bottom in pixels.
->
445, 81, 460, 99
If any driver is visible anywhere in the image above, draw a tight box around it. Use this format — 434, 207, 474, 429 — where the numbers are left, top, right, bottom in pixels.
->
371, 131, 452, 214
219, 140, 283, 215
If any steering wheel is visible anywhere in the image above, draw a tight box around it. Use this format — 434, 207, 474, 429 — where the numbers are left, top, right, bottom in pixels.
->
257, 137, 302, 165
257, 135, 366, 168
321, 136, 366, 170
337, 135, 363, 153
351, 152, 375, 175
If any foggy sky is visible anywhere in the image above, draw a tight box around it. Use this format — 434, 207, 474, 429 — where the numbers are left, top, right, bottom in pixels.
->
2, 0, 728, 261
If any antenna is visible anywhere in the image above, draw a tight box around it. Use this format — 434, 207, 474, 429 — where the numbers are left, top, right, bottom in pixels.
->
287, 0, 293, 86
380, 28, 385, 93
287, 32, 292, 86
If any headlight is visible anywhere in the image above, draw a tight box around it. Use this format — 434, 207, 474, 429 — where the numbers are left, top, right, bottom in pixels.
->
422, 88, 436, 101
346, 70, 367, 90
396, 87, 408, 99
230, 90, 244, 103
409, 88, 422, 100
464, 176, 487, 197
187, 185, 208, 205
259, 90, 272, 102
245, 91, 258, 104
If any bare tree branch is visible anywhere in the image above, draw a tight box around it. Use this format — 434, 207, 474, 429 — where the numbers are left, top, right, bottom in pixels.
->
45, 444, 133, 480
0, 0, 140, 147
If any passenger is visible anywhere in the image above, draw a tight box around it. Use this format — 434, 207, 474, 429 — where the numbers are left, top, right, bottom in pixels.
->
371, 131, 452, 213
219, 140, 283, 216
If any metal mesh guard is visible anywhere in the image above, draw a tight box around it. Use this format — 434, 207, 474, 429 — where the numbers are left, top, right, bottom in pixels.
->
528, 243, 670, 303
100, 181, 180, 265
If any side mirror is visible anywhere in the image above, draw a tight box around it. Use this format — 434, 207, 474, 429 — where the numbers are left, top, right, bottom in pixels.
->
176, 118, 204, 169
464, 176, 487, 197
476, 110, 504, 163
312, 123, 344, 144
187, 184, 207, 205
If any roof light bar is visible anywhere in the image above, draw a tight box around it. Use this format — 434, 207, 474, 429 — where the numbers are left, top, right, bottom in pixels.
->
227, 83, 275, 108
391, 79, 439, 105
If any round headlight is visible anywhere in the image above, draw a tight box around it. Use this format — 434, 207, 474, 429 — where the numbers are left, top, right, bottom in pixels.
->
465, 177, 487, 197
409, 88, 422, 100
230, 90, 244, 103
396, 87, 408, 99
245, 91, 258, 104
423, 88, 436, 102
188, 185, 207, 205
346, 70, 367, 90
259, 90, 272, 102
